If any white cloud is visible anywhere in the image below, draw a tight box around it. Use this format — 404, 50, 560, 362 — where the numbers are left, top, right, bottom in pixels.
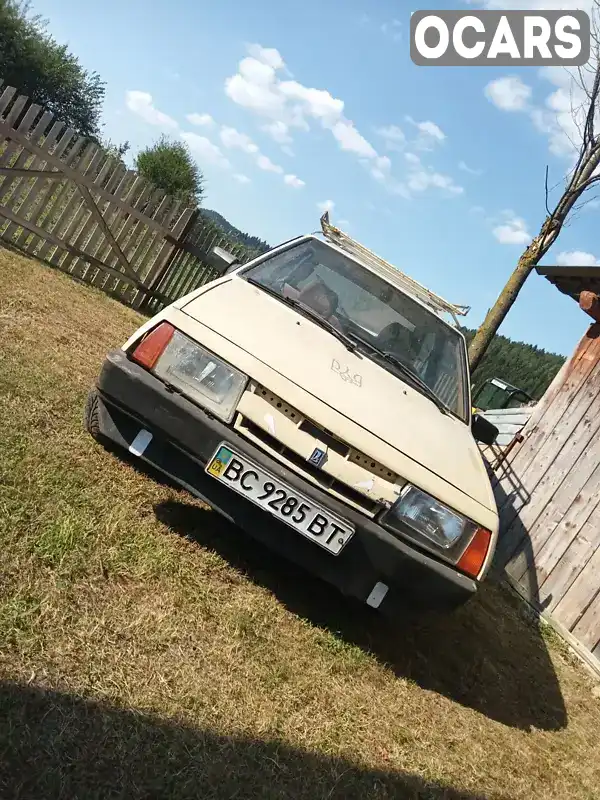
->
387, 181, 412, 199
378, 119, 458, 194
278, 80, 344, 125
405, 116, 446, 150
256, 153, 284, 173
362, 149, 460, 198
459, 160, 482, 176
337, 218, 350, 228
225, 56, 288, 119
317, 200, 335, 214
186, 112, 214, 127
556, 250, 600, 267
492, 211, 531, 245
220, 126, 259, 154
369, 154, 392, 181
225, 44, 386, 182
180, 132, 231, 169
485, 76, 532, 111
125, 90, 178, 129
283, 173, 305, 188
233, 173, 251, 184
219, 124, 289, 177
331, 120, 377, 158
407, 170, 463, 195
529, 67, 590, 158
262, 120, 293, 144
247, 43, 286, 70
376, 124, 406, 151
403, 152, 463, 196
484, 66, 595, 159
416, 120, 445, 141
225, 44, 462, 198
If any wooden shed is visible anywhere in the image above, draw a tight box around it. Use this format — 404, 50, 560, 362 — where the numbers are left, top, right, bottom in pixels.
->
491, 265, 600, 675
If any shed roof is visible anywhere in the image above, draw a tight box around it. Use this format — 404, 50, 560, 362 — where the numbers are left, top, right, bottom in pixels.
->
536, 265, 600, 301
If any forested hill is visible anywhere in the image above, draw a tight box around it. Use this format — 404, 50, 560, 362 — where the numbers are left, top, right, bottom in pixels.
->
463, 328, 565, 400
201, 209, 270, 256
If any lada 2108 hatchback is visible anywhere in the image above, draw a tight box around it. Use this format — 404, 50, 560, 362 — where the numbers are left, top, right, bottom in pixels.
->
85, 213, 500, 615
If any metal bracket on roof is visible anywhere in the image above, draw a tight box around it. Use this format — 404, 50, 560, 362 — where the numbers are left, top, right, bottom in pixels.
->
319, 212, 471, 326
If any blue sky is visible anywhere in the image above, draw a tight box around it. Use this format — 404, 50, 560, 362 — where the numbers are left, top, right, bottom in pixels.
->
32, 0, 600, 357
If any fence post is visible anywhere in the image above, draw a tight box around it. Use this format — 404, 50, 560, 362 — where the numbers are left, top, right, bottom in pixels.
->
135, 207, 200, 312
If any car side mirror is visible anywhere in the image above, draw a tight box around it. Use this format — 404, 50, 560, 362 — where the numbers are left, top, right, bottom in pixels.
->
206, 245, 239, 275
472, 413, 499, 446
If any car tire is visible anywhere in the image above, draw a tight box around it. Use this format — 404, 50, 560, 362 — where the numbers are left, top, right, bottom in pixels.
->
84, 388, 118, 455
83, 389, 179, 490
84, 388, 120, 456
84, 388, 102, 440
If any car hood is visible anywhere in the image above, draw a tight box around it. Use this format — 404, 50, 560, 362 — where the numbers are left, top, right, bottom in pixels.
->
180, 278, 495, 512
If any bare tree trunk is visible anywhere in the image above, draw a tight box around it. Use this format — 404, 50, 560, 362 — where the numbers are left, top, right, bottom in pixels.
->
468, 105, 600, 370
468, 237, 544, 371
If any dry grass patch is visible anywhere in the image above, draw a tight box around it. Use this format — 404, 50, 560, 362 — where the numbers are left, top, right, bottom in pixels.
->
1, 248, 600, 800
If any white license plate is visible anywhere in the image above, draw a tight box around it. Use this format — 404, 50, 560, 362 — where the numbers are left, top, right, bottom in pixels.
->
205, 443, 354, 555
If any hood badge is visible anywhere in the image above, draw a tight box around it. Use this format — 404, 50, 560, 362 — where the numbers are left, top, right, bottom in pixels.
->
331, 358, 362, 387
308, 448, 327, 468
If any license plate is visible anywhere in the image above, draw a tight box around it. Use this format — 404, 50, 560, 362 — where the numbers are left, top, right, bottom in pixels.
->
205, 444, 354, 555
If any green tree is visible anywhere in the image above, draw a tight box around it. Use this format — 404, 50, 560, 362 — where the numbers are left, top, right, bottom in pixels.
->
0, 0, 105, 138
462, 326, 565, 401
135, 135, 204, 205
102, 138, 130, 167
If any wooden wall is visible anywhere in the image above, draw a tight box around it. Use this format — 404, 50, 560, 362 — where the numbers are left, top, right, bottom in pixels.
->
491, 322, 600, 666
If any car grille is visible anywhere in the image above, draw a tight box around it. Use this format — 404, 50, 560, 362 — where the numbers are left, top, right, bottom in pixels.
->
252, 385, 399, 483
237, 417, 379, 514
233, 383, 401, 516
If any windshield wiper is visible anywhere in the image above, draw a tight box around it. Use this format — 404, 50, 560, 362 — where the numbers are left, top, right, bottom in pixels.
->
247, 278, 357, 352
381, 353, 449, 414
343, 333, 449, 415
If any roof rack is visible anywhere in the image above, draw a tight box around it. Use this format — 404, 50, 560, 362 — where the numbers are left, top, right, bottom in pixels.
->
319, 212, 470, 326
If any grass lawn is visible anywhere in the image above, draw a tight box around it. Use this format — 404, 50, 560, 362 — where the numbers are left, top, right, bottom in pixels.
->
1, 246, 599, 800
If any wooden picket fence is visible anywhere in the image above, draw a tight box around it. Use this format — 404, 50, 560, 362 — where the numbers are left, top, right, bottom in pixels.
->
0, 80, 252, 312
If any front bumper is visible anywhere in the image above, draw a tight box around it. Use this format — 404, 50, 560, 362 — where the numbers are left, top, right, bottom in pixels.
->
91, 349, 478, 614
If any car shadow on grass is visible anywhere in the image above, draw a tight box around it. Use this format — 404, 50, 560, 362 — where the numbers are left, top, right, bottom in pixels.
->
154, 499, 567, 734
0, 681, 508, 799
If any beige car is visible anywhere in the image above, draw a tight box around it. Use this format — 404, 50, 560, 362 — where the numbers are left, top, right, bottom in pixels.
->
85, 215, 499, 614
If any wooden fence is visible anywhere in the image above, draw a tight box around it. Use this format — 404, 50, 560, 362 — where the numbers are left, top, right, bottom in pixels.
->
0, 81, 252, 312
491, 323, 600, 674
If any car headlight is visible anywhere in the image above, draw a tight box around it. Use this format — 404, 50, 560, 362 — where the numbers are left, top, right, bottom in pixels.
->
152, 329, 247, 423
383, 485, 476, 550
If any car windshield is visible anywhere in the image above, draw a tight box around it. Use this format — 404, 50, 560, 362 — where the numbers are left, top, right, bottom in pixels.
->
242, 239, 470, 422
